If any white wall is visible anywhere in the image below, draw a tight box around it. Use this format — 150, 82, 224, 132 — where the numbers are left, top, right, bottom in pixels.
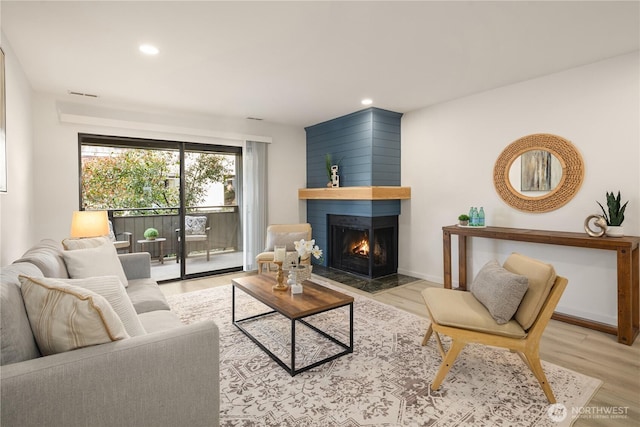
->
399, 52, 639, 326
0, 35, 35, 264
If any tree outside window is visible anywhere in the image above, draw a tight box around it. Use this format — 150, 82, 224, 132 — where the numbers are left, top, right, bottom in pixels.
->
81, 146, 235, 215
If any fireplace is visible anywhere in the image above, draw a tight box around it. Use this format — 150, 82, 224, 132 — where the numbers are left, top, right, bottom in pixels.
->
328, 214, 398, 278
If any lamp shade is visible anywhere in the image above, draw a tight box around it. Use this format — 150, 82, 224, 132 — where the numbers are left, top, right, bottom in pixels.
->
70, 210, 109, 238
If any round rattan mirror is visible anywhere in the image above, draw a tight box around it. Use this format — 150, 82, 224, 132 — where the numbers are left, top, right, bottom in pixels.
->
493, 133, 584, 213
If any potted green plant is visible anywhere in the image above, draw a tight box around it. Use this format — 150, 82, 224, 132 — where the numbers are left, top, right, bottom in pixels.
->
597, 191, 628, 237
458, 214, 470, 226
144, 227, 159, 240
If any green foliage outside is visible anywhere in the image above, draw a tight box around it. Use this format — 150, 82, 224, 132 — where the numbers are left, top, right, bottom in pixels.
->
82, 148, 233, 215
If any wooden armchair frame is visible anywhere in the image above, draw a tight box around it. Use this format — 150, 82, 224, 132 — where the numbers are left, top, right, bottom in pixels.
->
108, 220, 132, 253
422, 275, 568, 403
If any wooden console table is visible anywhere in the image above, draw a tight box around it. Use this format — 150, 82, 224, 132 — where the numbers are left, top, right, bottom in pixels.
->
442, 225, 639, 345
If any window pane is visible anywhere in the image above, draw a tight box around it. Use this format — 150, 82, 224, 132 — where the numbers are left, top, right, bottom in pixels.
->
81, 145, 179, 216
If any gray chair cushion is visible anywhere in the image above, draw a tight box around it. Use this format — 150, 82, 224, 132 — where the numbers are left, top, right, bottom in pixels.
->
1, 263, 43, 365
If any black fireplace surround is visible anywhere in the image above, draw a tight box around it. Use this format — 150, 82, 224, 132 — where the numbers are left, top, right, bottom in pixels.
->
328, 214, 398, 278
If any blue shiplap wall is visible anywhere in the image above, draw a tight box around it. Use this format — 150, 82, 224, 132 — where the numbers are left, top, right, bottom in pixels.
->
304, 108, 403, 266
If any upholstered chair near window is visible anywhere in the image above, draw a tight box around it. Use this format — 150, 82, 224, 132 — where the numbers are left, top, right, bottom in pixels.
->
256, 223, 312, 274
175, 215, 210, 263
421, 252, 568, 403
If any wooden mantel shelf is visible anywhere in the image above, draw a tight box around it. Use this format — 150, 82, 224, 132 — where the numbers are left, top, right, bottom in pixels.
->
298, 186, 411, 200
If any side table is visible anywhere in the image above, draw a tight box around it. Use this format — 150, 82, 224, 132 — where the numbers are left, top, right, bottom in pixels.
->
137, 237, 167, 264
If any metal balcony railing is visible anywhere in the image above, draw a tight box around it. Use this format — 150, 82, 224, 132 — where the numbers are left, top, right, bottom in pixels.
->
108, 206, 241, 260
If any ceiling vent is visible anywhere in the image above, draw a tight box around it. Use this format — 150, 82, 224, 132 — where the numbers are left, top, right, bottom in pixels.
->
67, 90, 98, 98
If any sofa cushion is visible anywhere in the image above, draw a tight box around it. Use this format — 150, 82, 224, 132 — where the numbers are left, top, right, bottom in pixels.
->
470, 260, 529, 325
503, 253, 557, 330
0, 263, 43, 365
138, 310, 184, 333
127, 278, 171, 314
56, 276, 146, 337
62, 236, 111, 250
19, 276, 130, 356
62, 243, 129, 287
13, 239, 69, 278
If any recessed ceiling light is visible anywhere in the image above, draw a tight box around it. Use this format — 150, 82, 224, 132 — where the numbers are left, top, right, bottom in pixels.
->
361, 98, 373, 106
139, 44, 159, 55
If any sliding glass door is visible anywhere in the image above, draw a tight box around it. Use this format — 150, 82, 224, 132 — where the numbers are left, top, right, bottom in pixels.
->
180, 145, 242, 276
79, 134, 243, 281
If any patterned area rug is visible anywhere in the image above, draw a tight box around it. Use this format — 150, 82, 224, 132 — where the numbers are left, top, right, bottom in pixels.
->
166, 278, 601, 427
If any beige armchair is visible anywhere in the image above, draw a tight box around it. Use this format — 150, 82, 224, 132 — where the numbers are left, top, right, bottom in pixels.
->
256, 223, 312, 274
421, 253, 568, 403
176, 215, 211, 263
108, 220, 132, 253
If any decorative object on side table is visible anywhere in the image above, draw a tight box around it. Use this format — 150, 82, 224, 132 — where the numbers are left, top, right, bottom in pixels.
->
272, 245, 288, 291
457, 214, 470, 226
293, 239, 323, 285
584, 214, 607, 237
143, 227, 159, 240
597, 191, 628, 237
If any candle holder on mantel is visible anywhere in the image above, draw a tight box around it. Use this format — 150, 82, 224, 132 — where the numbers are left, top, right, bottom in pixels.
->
272, 261, 288, 291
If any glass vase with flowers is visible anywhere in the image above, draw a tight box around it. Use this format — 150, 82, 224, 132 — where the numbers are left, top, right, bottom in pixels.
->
293, 239, 323, 284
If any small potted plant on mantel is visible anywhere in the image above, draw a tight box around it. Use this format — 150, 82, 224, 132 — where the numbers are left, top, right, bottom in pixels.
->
597, 191, 628, 237
458, 214, 470, 226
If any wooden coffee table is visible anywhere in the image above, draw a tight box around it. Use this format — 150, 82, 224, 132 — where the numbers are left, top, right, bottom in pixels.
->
232, 274, 354, 376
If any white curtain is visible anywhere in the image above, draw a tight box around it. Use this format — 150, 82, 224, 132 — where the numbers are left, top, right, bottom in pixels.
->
242, 140, 267, 271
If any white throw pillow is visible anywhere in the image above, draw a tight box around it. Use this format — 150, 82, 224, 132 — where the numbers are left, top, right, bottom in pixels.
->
62, 236, 112, 250
62, 243, 129, 287
57, 276, 146, 337
19, 276, 129, 356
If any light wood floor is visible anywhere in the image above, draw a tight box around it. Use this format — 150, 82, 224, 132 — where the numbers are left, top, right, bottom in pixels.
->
161, 272, 640, 427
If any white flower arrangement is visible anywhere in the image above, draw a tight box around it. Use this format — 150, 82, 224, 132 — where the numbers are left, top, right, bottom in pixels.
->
294, 239, 323, 263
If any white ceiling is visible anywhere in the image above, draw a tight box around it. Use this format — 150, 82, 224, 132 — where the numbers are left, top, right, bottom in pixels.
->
2, 1, 639, 128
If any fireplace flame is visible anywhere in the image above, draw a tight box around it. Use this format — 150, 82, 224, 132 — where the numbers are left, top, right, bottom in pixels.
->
351, 238, 369, 256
